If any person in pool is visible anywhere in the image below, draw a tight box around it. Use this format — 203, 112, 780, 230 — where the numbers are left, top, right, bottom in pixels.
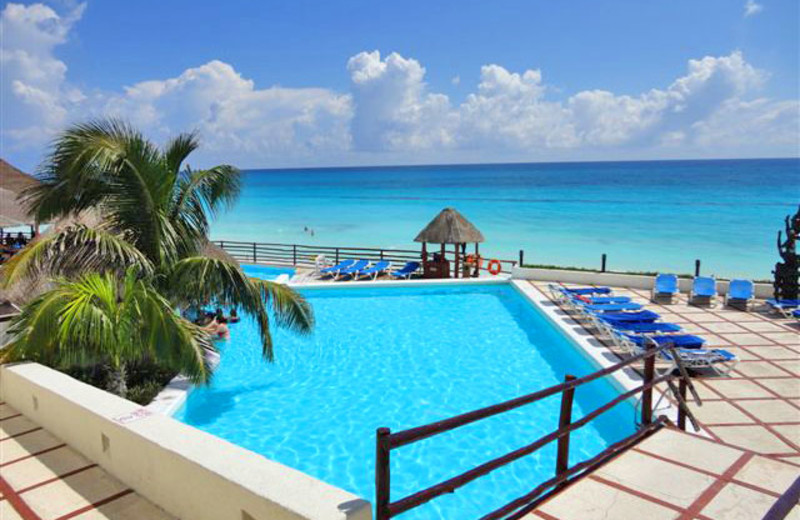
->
203, 316, 230, 340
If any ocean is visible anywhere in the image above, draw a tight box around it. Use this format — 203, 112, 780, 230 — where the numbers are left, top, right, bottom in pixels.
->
210, 158, 800, 279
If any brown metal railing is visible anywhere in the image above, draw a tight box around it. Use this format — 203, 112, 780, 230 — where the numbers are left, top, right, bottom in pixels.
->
375, 343, 699, 520
213, 239, 518, 276
763, 475, 800, 520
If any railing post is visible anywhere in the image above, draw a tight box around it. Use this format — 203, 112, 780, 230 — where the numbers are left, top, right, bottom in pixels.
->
695, 259, 701, 277
376, 427, 392, 520
641, 342, 655, 427
335, 247, 340, 265
519, 249, 524, 265
555, 374, 576, 480
677, 378, 688, 431
293, 244, 297, 265
601, 253, 607, 273
253, 242, 257, 263
380, 249, 384, 260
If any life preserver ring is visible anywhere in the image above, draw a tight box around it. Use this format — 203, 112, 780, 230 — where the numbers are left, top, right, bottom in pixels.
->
465, 254, 482, 268
487, 259, 502, 275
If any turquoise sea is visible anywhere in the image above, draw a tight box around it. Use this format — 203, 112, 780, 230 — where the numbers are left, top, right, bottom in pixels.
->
211, 158, 800, 279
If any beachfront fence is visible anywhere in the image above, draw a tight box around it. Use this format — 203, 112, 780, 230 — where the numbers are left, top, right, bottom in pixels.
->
213, 239, 518, 276
374, 343, 701, 520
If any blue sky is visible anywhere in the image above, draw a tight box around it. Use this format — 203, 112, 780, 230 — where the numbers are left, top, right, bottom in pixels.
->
2, 0, 798, 170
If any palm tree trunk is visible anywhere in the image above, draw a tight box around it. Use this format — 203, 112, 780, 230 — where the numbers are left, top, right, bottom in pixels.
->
106, 361, 128, 397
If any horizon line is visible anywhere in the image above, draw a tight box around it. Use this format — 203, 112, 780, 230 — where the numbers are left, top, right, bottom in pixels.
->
240, 155, 799, 173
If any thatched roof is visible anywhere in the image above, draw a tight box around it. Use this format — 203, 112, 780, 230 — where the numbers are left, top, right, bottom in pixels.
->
201, 241, 238, 265
0, 159, 38, 193
0, 159, 39, 227
414, 208, 485, 244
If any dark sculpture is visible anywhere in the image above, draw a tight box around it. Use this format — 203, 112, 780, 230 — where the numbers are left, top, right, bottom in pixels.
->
773, 205, 800, 300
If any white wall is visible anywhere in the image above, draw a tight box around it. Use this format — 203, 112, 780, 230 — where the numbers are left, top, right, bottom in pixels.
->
511, 266, 774, 299
0, 363, 371, 520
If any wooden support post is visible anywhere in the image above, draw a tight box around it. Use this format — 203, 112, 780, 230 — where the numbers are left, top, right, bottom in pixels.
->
519, 249, 524, 266
253, 242, 258, 263
601, 253, 607, 273
376, 427, 391, 520
474, 243, 480, 277
641, 343, 655, 426
335, 247, 340, 264
678, 378, 688, 431
695, 259, 701, 277
454, 243, 460, 279
293, 244, 297, 265
555, 375, 576, 479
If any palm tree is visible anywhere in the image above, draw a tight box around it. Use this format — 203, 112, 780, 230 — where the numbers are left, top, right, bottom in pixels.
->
5, 269, 213, 396
2, 119, 313, 394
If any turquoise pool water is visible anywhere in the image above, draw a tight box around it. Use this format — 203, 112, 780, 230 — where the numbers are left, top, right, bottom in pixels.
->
175, 281, 635, 518
242, 263, 295, 280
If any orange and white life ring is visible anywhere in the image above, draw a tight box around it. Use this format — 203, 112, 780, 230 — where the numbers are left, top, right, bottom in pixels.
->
487, 259, 502, 275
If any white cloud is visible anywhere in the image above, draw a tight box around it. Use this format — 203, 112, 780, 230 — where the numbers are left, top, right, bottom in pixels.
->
346, 51, 455, 151
100, 60, 353, 165
0, 4, 797, 169
744, 0, 763, 17
0, 2, 86, 149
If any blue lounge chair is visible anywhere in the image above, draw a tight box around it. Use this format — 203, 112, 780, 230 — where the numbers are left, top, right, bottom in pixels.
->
356, 260, 391, 280
651, 274, 679, 303
581, 302, 643, 313
337, 259, 370, 279
598, 310, 661, 324
660, 347, 738, 376
793, 309, 800, 320
725, 279, 754, 310
562, 287, 613, 295
624, 333, 706, 349
690, 276, 718, 306
766, 299, 800, 318
390, 261, 420, 279
580, 296, 633, 304
320, 259, 356, 278
611, 322, 682, 334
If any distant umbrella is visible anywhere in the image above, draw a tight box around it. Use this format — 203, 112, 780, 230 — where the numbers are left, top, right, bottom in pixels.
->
414, 207, 485, 244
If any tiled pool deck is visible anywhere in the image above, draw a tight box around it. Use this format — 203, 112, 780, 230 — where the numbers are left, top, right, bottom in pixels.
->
0, 404, 174, 520
525, 281, 800, 520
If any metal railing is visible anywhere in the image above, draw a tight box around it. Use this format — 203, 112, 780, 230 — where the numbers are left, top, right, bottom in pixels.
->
374, 343, 700, 520
213, 239, 518, 276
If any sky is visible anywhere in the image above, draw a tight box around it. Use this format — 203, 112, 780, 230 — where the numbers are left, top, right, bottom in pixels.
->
1, 0, 798, 171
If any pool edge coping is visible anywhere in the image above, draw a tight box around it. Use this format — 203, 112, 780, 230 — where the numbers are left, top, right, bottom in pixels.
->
510, 280, 682, 426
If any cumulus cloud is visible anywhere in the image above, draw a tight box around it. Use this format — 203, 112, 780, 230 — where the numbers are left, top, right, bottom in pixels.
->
101, 60, 352, 165
347, 51, 454, 151
744, 0, 763, 17
0, 2, 86, 148
0, 3, 797, 168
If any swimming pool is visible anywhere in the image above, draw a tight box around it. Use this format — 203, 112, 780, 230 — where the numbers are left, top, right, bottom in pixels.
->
175, 281, 635, 518
241, 263, 295, 281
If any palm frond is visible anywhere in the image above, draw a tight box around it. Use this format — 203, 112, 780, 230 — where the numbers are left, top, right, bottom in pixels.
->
2, 269, 214, 384
1, 225, 154, 288
250, 278, 314, 334
163, 132, 200, 175
168, 256, 284, 360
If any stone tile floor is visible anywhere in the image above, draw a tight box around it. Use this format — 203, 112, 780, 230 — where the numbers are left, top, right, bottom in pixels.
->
0, 406, 174, 520
525, 281, 800, 520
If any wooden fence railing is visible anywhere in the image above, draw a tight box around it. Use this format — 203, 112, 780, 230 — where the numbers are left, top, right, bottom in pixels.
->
375, 343, 700, 520
213, 239, 518, 276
